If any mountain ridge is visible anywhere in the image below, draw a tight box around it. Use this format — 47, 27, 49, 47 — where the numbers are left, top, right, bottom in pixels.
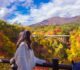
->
30, 16, 80, 26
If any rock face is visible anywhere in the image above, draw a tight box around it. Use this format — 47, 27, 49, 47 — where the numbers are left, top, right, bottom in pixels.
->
30, 16, 80, 26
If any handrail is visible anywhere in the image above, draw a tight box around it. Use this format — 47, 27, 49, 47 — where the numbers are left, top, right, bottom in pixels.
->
0, 59, 10, 63
0, 58, 72, 70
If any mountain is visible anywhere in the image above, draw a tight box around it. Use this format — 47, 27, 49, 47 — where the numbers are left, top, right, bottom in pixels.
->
30, 16, 80, 26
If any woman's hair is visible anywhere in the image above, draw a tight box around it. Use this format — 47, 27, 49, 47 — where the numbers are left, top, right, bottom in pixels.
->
16, 29, 32, 49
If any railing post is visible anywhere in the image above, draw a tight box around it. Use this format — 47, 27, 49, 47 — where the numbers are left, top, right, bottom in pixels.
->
52, 58, 59, 70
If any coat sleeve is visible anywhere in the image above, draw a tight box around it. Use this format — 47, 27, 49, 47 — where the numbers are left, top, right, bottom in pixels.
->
32, 50, 46, 64
34, 56, 46, 64
14, 45, 28, 70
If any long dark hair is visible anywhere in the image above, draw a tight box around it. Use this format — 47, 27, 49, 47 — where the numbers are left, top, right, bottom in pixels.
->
16, 29, 32, 49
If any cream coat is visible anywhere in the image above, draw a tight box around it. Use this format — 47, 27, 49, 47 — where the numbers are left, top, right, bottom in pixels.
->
14, 42, 46, 70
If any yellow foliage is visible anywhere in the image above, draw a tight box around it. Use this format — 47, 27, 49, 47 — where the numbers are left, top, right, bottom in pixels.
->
32, 32, 37, 35
38, 32, 43, 35
0, 56, 4, 59
24, 26, 31, 30
40, 39, 47, 46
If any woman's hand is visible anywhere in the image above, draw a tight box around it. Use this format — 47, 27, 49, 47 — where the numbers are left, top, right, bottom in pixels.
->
42, 59, 49, 64
10, 58, 18, 70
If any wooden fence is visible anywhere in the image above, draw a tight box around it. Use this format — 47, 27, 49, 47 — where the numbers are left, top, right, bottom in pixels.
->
0, 58, 72, 70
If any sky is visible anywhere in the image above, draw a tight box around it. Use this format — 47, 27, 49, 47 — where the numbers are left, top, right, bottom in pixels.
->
0, 0, 80, 26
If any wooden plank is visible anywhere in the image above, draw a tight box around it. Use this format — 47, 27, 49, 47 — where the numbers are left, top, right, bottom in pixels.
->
59, 64, 72, 70
52, 58, 59, 70
0, 59, 10, 63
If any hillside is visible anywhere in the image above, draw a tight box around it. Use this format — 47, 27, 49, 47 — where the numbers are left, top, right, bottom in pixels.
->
30, 16, 80, 26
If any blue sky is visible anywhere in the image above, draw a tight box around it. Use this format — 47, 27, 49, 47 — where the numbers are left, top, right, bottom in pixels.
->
0, 0, 80, 26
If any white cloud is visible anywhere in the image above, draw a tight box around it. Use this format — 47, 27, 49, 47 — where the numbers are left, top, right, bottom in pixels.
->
8, 0, 80, 25
0, 0, 33, 20
0, 5, 16, 20
0, 0, 16, 20
0, 0, 15, 8
0, 0, 33, 8
22, 0, 33, 8
8, 13, 32, 25
0, 8, 7, 18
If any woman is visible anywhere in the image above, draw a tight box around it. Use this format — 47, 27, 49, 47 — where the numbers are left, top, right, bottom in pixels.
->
12, 29, 46, 70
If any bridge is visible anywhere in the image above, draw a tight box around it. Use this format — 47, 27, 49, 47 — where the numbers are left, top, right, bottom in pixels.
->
33, 35, 70, 44
11, 35, 70, 44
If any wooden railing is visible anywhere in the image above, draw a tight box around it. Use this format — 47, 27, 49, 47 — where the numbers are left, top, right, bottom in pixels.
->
0, 58, 72, 70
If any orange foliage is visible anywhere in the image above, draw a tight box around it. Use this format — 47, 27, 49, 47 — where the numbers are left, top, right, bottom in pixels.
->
76, 36, 80, 42
69, 40, 71, 44
0, 31, 3, 37
72, 57, 80, 63
0, 32, 3, 47
55, 27, 61, 32
34, 67, 48, 70
45, 30, 55, 35
0, 50, 5, 56
38, 32, 43, 35
53, 32, 56, 35
0, 42, 3, 47
70, 30, 77, 35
